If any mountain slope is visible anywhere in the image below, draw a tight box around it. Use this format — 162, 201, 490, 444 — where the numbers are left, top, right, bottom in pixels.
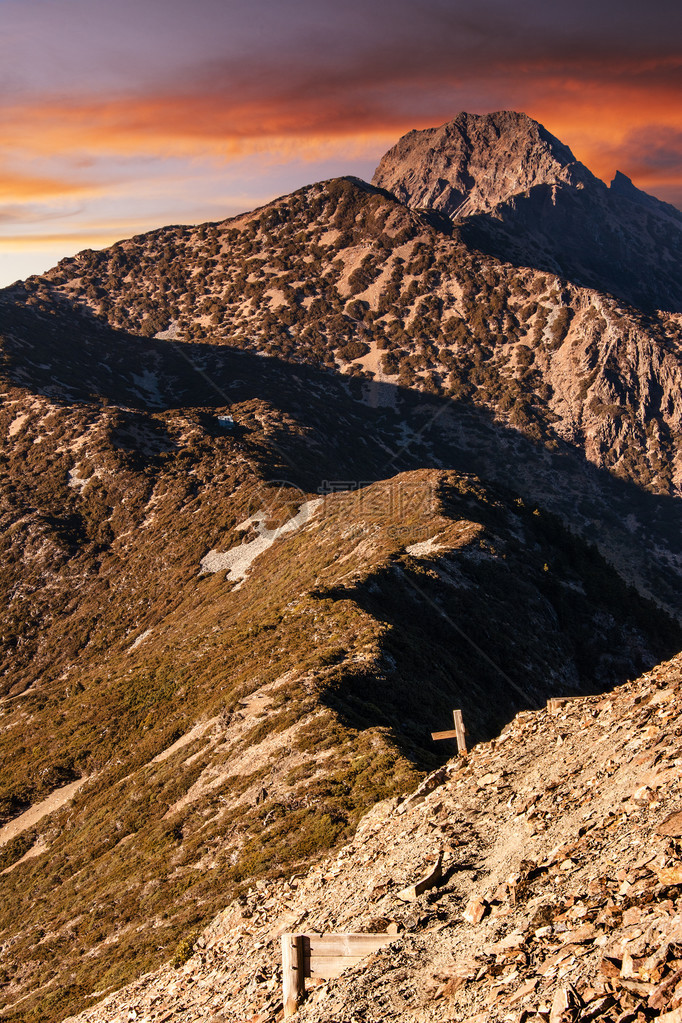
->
0, 112, 681, 1023
14, 172, 682, 615
59, 652, 682, 1023
29, 172, 682, 505
2, 439, 677, 1020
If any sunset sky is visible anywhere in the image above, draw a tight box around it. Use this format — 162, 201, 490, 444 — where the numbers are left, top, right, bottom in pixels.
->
1, 0, 681, 287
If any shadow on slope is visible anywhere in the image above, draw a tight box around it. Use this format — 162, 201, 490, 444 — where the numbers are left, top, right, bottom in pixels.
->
457, 181, 682, 313
0, 292, 681, 618
313, 473, 682, 756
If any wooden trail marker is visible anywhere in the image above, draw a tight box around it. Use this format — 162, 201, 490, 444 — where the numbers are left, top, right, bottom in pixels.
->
431, 708, 467, 754
282, 933, 305, 1017
547, 697, 580, 715
282, 932, 394, 1016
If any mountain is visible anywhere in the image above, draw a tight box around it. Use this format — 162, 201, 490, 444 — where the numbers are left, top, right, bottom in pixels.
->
372, 111, 595, 219
59, 652, 682, 1023
0, 112, 681, 1022
373, 110, 682, 313
25, 170, 682, 614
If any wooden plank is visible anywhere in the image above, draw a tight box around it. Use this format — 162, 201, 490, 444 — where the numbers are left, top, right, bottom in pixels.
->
309, 954, 370, 979
306, 933, 394, 956
283, 931, 395, 1007
282, 934, 306, 1017
453, 709, 467, 754
547, 697, 579, 714
432, 710, 467, 753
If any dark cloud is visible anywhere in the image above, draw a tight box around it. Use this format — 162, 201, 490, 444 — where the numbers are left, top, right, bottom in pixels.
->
5, 0, 682, 104
103, 0, 678, 149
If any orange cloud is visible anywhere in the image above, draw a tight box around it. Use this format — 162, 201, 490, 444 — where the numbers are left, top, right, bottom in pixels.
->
0, 168, 95, 202
2, 57, 681, 167
1, 41, 682, 216
0, 95, 407, 164
527, 87, 682, 191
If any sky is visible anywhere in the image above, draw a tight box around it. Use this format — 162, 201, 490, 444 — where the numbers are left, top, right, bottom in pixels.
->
1, 0, 681, 286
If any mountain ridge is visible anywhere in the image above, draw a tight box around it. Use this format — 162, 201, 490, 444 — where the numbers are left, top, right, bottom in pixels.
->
17, 170, 682, 616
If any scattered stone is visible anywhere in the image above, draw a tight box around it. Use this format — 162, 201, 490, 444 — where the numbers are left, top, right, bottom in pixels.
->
658, 867, 682, 885
649, 968, 682, 1010
549, 985, 579, 1023
463, 898, 488, 925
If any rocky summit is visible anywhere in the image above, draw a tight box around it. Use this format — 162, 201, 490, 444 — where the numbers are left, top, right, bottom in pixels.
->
372, 111, 594, 220
0, 112, 681, 1023
373, 111, 682, 313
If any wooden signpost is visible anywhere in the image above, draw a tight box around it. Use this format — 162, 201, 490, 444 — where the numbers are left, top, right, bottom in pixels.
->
431, 708, 467, 754
282, 932, 394, 1016
547, 696, 579, 715
282, 934, 306, 1017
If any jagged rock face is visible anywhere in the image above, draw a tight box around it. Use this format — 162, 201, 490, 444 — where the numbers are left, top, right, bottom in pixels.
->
373, 111, 682, 312
372, 110, 596, 219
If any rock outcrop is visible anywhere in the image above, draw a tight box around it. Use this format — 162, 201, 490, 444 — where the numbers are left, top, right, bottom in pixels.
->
372, 111, 595, 219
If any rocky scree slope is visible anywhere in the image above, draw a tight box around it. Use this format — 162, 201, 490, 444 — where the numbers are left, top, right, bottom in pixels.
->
62, 652, 682, 1023
373, 110, 682, 314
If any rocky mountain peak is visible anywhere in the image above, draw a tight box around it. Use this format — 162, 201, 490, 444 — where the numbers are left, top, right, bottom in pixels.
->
610, 168, 682, 223
372, 110, 597, 220
373, 110, 682, 312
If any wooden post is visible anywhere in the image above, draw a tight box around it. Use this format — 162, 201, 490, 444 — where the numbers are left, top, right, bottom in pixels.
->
282, 933, 305, 1017
453, 709, 467, 755
282, 932, 394, 1008
547, 696, 579, 715
431, 709, 467, 755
